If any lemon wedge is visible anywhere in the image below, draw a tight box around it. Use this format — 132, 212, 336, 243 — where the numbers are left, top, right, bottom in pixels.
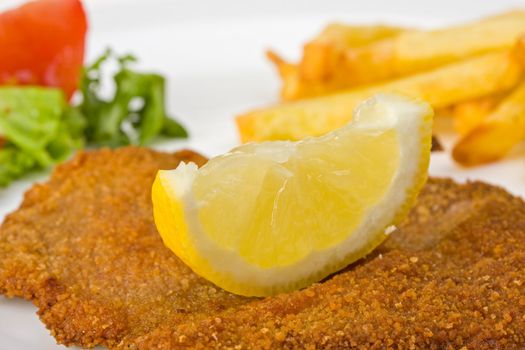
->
152, 94, 433, 296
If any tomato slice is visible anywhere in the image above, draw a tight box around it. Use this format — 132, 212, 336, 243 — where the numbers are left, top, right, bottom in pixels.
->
0, 0, 87, 99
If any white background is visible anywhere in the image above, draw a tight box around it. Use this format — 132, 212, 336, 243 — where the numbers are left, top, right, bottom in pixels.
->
1, 0, 525, 349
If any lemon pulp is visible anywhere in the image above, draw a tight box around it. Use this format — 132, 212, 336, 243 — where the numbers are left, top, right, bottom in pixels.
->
193, 129, 398, 268
152, 93, 433, 296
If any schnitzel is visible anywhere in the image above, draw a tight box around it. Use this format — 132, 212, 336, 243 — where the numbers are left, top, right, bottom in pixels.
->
0, 147, 524, 349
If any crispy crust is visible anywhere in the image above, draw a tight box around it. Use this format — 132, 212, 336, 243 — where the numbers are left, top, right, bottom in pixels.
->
1, 147, 524, 349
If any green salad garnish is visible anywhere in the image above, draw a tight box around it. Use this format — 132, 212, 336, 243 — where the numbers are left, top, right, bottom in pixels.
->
0, 88, 84, 187
77, 50, 187, 147
0, 51, 187, 187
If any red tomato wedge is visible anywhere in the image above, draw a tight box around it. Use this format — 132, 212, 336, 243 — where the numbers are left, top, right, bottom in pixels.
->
0, 0, 87, 99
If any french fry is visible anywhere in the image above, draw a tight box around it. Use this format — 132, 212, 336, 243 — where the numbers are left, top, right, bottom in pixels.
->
451, 95, 504, 135
238, 49, 524, 143
281, 11, 525, 100
267, 51, 346, 100
434, 107, 454, 119
266, 50, 295, 80
453, 81, 525, 166
346, 11, 525, 85
268, 24, 406, 100
308, 23, 406, 49
300, 24, 406, 81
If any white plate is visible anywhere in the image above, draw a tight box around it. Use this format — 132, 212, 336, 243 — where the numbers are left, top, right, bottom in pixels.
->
1, 0, 525, 348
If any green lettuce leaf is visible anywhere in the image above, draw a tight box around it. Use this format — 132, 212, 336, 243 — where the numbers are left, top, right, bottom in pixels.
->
0, 147, 38, 187
0, 87, 84, 187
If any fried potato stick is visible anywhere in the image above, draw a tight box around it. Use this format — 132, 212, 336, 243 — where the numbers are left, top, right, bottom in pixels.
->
300, 24, 406, 81
333, 11, 525, 88
239, 49, 523, 142
453, 80, 525, 166
267, 51, 345, 100
268, 24, 406, 100
452, 94, 504, 135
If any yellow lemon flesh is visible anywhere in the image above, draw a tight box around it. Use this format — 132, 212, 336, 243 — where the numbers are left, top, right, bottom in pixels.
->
152, 94, 433, 296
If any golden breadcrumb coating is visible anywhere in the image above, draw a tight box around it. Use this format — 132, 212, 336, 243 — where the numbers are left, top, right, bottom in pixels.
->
0, 147, 523, 349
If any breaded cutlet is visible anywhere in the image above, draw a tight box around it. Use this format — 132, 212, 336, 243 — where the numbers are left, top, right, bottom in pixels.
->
0, 147, 524, 349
